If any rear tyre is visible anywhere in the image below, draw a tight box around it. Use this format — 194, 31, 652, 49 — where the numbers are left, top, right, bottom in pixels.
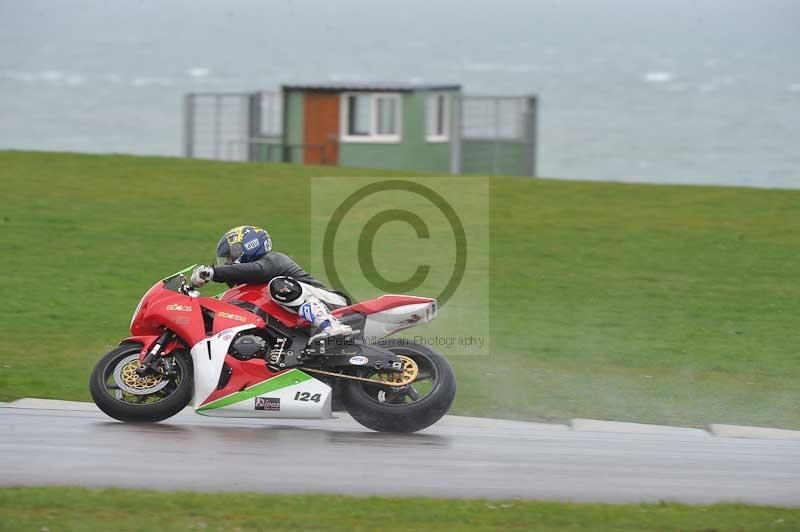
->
343, 340, 456, 433
89, 343, 193, 423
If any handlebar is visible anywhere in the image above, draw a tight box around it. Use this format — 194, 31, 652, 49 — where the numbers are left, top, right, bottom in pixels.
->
179, 275, 201, 296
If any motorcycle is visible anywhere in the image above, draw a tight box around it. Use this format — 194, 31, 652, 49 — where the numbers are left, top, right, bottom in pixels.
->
89, 266, 456, 433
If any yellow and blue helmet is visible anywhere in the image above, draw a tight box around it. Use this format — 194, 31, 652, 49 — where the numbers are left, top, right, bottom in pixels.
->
215, 225, 272, 265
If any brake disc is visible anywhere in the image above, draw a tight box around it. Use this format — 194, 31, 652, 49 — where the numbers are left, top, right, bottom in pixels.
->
113, 354, 170, 395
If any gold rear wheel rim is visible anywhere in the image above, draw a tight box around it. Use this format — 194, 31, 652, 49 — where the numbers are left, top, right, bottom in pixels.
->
375, 355, 419, 387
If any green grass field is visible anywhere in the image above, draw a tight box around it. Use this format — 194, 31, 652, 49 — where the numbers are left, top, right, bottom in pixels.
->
1, 487, 797, 532
1, 150, 799, 428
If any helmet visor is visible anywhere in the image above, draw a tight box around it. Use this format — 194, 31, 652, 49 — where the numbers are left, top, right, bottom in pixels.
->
217, 241, 244, 266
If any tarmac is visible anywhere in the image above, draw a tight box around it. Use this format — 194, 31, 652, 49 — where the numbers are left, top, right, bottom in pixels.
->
2, 399, 799, 506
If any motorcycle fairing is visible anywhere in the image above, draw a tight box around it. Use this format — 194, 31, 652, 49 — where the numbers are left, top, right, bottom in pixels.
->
190, 324, 254, 408
196, 368, 332, 419
131, 279, 265, 341
200, 297, 267, 335
189, 324, 332, 419
334, 296, 437, 341
221, 283, 306, 328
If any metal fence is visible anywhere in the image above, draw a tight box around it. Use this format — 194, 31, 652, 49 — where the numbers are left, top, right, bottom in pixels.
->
459, 95, 537, 176
184, 93, 247, 160
184, 91, 536, 176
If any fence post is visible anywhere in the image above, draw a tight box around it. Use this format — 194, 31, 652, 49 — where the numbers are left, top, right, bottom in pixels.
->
213, 95, 222, 160
247, 93, 262, 162
493, 98, 501, 175
524, 96, 538, 177
449, 92, 462, 174
184, 94, 194, 158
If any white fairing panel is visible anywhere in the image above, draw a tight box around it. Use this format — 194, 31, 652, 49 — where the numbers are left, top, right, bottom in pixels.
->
190, 325, 333, 419
198, 374, 333, 419
189, 325, 256, 408
362, 301, 437, 342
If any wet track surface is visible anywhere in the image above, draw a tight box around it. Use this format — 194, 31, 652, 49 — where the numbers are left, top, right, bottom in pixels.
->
2, 402, 799, 506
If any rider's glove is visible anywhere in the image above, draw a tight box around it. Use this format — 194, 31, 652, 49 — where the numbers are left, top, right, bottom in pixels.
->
191, 265, 214, 287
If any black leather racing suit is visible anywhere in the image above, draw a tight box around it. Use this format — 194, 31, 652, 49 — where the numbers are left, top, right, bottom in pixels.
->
211, 252, 328, 289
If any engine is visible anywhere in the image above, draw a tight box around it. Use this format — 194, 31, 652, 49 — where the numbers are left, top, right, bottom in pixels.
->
229, 334, 268, 361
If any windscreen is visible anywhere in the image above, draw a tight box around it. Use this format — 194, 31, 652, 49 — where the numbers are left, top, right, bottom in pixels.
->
161, 264, 197, 292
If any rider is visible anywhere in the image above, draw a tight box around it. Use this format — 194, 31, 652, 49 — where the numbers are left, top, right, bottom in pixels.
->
190, 225, 352, 340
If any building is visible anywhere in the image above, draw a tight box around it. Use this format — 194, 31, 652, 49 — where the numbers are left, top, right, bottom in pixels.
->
184, 83, 537, 176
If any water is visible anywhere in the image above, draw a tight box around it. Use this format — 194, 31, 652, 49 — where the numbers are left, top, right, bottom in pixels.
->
1, 0, 798, 188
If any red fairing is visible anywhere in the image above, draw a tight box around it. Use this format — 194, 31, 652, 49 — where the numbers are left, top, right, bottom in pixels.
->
199, 297, 266, 335
333, 295, 435, 317
132, 291, 207, 346
122, 335, 160, 348
199, 355, 286, 407
220, 284, 307, 328
130, 282, 265, 348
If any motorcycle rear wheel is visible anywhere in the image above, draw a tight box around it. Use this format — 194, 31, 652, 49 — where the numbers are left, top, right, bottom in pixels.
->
343, 340, 456, 433
89, 343, 193, 422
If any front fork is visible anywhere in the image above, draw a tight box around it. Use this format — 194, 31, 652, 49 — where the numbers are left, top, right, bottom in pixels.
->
136, 329, 174, 377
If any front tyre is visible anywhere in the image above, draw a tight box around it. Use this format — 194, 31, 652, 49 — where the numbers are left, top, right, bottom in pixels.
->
89, 343, 192, 422
343, 340, 456, 433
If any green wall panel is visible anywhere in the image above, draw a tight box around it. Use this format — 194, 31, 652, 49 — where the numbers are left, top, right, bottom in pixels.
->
338, 92, 454, 173
282, 89, 305, 164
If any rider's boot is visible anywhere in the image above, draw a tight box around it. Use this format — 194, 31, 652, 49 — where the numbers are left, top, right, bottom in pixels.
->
300, 297, 352, 343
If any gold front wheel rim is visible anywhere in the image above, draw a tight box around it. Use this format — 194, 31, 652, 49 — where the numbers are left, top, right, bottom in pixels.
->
120, 359, 163, 389
112, 354, 169, 395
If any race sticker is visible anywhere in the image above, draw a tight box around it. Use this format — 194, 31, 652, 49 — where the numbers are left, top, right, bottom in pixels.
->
254, 397, 280, 411
349, 355, 369, 365
218, 311, 247, 322
166, 304, 192, 312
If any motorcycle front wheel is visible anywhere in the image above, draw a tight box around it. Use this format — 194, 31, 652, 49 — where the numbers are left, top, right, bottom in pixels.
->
89, 342, 193, 422
343, 340, 456, 433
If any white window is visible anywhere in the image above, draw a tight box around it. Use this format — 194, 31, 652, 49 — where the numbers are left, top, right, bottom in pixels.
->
425, 93, 450, 142
341, 93, 402, 142
346, 94, 371, 136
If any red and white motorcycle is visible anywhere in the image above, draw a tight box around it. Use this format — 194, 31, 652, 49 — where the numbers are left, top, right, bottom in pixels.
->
90, 266, 456, 433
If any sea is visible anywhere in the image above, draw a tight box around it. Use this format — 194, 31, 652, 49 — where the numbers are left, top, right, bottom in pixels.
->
1, 0, 798, 188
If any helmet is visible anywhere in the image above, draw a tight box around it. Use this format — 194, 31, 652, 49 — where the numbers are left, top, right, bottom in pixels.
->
215, 225, 272, 266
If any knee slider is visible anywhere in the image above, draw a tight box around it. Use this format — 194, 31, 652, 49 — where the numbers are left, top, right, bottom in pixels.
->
268, 276, 303, 305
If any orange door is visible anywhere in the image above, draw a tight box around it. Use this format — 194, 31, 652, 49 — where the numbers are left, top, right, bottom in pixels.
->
303, 92, 340, 165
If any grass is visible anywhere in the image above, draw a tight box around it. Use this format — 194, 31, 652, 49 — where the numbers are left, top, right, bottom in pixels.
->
0, 487, 798, 532
1, 150, 799, 428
